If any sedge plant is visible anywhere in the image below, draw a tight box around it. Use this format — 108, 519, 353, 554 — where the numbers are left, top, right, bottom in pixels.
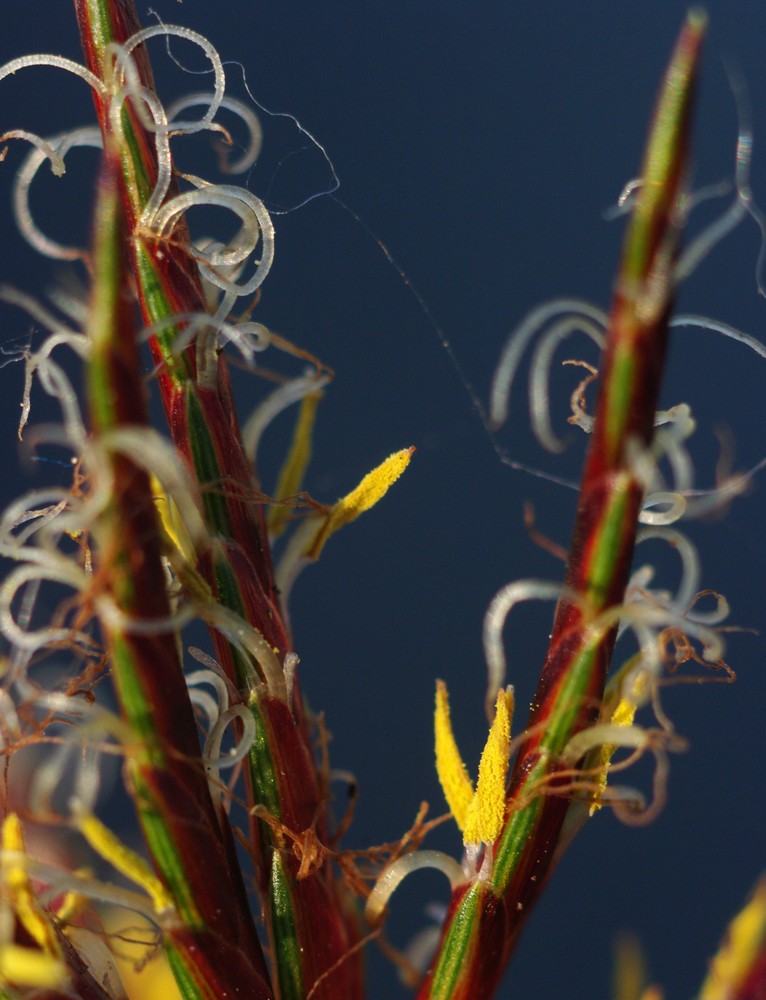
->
0, 4, 764, 999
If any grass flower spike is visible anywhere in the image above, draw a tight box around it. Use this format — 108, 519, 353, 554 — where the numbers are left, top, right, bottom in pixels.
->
0, 6, 763, 1000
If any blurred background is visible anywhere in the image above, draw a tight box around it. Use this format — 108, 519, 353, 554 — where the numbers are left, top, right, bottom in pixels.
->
1, 3, 765, 998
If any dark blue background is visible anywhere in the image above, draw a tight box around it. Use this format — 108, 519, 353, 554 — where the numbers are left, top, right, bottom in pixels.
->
1, 4, 765, 998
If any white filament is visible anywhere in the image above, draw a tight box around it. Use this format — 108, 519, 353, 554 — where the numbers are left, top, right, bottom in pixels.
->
116, 26, 225, 136
490, 299, 608, 431
632, 526, 700, 616
166, 93, 263, 174
364, 851, 468, 926
203, 704, 255, 773
13, 128, 102, 260
153, 183, 275, 299
0, 563, 90, 651
99, 426, 207, 549
482, 580, 568, 722
200, 602, 286, 701
1, 129, 65, 177
562, 722, 652, 765
243, 371, 330, 465
529, 314, 605, 452
0, 54, 104, 96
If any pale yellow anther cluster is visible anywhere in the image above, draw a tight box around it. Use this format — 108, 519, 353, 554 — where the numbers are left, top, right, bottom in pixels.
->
307, 447, 415, 559
0, 813, 67, 990
435, 681, 514, 847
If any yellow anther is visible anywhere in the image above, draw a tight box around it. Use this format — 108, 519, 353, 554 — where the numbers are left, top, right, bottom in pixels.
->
435, 683, 514, 847
0, 944, 67, 989
151, 474, 195, 563
55, 884, 88, 924
463, 689, 513, 846
268, 391, 321, 539
699, 878, 766, 1000
590, 669, 646, 815
308, 448, 414, 559
75, 814, 173, 914
1, 814, 60, 956
613, 933, 648, 1000
2, 811, 24, 854
434, 680, 474, 833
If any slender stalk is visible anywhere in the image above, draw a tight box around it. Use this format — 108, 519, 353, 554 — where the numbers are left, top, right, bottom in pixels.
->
74, 2, 363, 995
86, 151, 272, 999
419, 12, 707, 999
